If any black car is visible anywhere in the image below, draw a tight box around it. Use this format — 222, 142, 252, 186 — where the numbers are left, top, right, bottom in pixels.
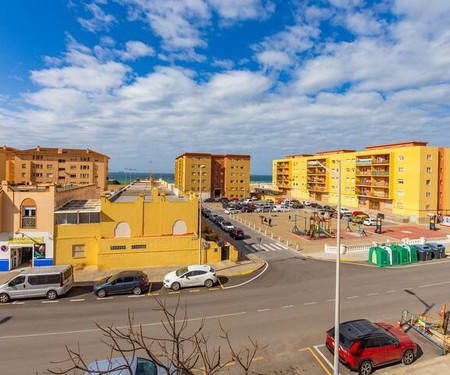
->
230, 228, 245, 239
94, 271, 149, 298
204, 197, 215, 203
219, 197, 229, 204
215, 216, 225, 224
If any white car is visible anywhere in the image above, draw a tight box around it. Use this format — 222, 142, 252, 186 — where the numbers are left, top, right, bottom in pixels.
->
224, 208, 240, 214
163, 265, 217, 291
220, 221, 234, 232
363, 217, 377, 226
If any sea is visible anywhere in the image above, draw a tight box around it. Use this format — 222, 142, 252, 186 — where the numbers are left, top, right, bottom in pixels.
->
109, 172, 272, 184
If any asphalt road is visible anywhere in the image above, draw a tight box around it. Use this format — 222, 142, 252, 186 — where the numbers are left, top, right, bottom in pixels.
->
1, 210, 449, 374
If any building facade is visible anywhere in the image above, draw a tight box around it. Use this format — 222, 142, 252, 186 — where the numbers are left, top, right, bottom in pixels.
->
54, 181, 236, 269
0, 182, 98, 271
272, 142, 450, 223
175, 153, 251, 199
0, 146, 109, 191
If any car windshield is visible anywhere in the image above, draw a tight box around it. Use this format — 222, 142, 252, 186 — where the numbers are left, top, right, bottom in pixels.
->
224, 222, 232, 226
106, 274, 119, 283
176, 267, 188, 276
136, 358, 157, 375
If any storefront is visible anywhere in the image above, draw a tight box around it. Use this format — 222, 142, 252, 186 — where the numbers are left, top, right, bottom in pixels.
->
0, 232, 54, 272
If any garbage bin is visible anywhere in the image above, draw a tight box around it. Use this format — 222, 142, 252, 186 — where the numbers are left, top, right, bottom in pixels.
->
390, 245, 410, 265
414, 244, 433, 261
427, 242, 446, 259
368, 246, 390, 267
382, 245, 400, 265
401, 244, 418, 263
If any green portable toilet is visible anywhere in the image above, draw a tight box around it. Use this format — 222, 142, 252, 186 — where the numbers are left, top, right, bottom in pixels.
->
401, 244, 418, 263
390, 245, 410, 265
369, 246, 391, 267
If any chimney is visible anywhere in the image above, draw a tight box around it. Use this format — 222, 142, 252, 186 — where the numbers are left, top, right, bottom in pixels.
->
86, 148, 90, 154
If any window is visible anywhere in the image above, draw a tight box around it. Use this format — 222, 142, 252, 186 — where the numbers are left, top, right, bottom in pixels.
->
81, 165, 90, 170
110, 245, 127, 250
72, 244, 85, 258
81, 157, 90, 161
9, 276, 25, 286
427, 154, 432, 160
47, 173, 53, 178
379, 336, 397, 347
70, 157, 78, 161
58, 159, 66, 163
426, 167, 432, 173
364, 337, 382, 348
28, 274, 61, 285
397, 190, 404, 197
47, 164, 53, 169
398, 155, 404, 161
123, 276, 135, 283
70, 165, 76, 170
397, 202, 403, 208
80, 173, 89, 178
131, 244, 147, 249
426, 180, 431, 185
426, 192, 431, 198
70, 174, 76, 178
398, 179, 404, 184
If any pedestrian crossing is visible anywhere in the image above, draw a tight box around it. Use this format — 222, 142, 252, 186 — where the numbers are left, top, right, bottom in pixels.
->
244, 242, 288, 252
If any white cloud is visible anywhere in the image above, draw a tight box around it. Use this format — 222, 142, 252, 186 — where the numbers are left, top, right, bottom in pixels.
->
211, 58, 235, 70
207, 0, 274, 21
345, 11, 383, 36
256, 50, 292, 70
120, 41, 155, 60
78, 3, 117, 32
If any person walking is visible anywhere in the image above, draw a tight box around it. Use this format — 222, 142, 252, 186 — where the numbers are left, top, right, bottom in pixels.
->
268, 218, 272, 227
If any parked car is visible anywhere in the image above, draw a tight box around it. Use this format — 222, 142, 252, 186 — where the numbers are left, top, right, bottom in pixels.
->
209, 214, 218, 222
273, 204, 290, 212
342, 212, 352, 220
219, 197, 229, 204
352, 215, 366, 224
353, 211, 368, 217
340, 207, 351, 214
224, 207, 240, 214
255, 206, 272, 213
220, 221, 235, 232
163, 265, 217, 291
84, 357, 189, 375
302, 201, 311, 206
310, 203, 322, 208
363, 218, 377, 226
230, 228, 245, 239
203, 197, 215, 203
202, 208, 211, 217
214, 216, 225, 225
326, 319, 417, 375
0, 265, 74, 303
94, 271, 149, 298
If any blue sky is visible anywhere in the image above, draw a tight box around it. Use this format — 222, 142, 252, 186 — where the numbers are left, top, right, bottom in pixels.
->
1, 0, 449, 174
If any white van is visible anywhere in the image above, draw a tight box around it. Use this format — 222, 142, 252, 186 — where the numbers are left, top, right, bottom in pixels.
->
0, 265, 74, 303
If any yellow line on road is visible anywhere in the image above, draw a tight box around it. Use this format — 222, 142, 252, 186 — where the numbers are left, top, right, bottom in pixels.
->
148, 293, 159, 296
189, 289, 200, 293
217, 277, 224, 289
168, 291, 180, 295
307, 347, 331, 375
208, 287, 220, 291
148, 282, 153, 295
251, 356, 264, 362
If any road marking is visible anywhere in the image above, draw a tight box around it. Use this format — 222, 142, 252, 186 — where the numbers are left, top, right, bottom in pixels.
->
401, 230, 413, 234
304, 302, 317, 305
387, 290, 396, 293
208, 287, 220, 291
367, 292, 378, 296
96, 297, 114, 300
42, 301, 59, 304
148, 293, 159, 296
189, 289, 200, 293
347, 296, 359, 299
168, 291, 180, 294
245, 245, 256, 253
69, 299, 85, 302
276, 352, 289, 356
257, 308, 270, 312
266, 243, 280, 251
309, 346, 332, 375
148, 282, 153, 295
326, 299, 335, 302
12, 301, 26, 305
223, 261, 268, 290
259, 244, 271, 251
281, 305, 293, 309
128, 295, 145, 298
0, 311, 248, 339
251, 356, 264, 362
419, 281, 450, 288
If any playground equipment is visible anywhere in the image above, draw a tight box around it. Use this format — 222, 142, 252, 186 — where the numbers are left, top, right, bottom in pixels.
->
400, 303, 450, 355
292, 214, 335, 239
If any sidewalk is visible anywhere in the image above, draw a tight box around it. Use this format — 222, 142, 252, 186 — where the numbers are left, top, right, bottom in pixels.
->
381, 355, 450, 374
0, 257, 265, 285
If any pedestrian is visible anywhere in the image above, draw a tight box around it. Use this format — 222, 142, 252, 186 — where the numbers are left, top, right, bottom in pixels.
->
288, 214, 291, 221
263, 217, 267, 225
268, 218, 272, 227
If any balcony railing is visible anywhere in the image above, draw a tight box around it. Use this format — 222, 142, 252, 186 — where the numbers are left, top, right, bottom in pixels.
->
21, 217, 36, 229
372, 171, 390, 176
356, 159, 372, 166
372, 159, 390, 165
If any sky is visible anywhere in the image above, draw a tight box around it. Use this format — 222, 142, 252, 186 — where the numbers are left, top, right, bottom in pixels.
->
0, 0, 449, 174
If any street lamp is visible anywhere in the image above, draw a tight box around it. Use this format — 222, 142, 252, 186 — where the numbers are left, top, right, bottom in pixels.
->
309, 159, 341, 375
198, 165, 206, 264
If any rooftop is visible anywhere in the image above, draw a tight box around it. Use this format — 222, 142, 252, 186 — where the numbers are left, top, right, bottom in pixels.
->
111, 181, 191, 203
13, 146, 109, 159
176, 152, 251, 159
55, 199, 101, 213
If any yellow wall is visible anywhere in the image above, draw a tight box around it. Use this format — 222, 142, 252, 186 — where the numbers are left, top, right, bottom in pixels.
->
223, 156, 250, 199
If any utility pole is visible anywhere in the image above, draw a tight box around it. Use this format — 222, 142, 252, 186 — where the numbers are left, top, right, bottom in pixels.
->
198, 165, 206, 264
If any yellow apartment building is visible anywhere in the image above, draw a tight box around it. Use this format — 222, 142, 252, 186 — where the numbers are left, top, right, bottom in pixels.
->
0, 181, 98, 271
54, 181, 236, 269
0, 145, 109, 191
175, 153, 251, 199
272, 142, 450, 223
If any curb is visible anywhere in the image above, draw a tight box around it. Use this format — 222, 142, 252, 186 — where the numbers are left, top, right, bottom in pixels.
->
219, 261, 267, 277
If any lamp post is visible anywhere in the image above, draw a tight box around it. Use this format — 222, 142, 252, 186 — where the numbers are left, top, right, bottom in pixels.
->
310, 159, 341, 375
198, 165, 206, 264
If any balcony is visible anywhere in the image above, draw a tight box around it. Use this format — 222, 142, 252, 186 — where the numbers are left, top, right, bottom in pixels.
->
372, 170, 390, 176
356, 159, 372, 166
21, 217, 36, 229
356, 171, 371, 176
372, 159, 390, 165
308, 185, 326, 192
356, 180, 371, 186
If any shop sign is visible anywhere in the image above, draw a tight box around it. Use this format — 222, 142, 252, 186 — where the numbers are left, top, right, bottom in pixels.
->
34, 243, 46, 259
0, 245, 7, 252
8, 237, 44, 245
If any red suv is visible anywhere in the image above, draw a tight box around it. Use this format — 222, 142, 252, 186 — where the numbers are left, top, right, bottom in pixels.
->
326, 319, 417, 375
352, 211, 368, 217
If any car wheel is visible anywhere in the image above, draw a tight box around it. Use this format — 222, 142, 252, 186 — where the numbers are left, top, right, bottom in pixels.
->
204, 279, 214, 288
359, 360, 373, 375
0, 293, 10, 303
171, 282, 181, 291
97, 289, 107, 298
132, 286, 142, 295
402, 349, 414, 365
47, 290, 58, 300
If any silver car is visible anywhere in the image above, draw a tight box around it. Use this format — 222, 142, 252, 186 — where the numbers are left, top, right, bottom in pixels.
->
0, 265, 73, 303
163, 265, 217, 291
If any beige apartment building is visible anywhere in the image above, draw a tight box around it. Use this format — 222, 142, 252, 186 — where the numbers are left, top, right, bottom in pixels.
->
0, 146, 109, 191
175, 153, 251, 199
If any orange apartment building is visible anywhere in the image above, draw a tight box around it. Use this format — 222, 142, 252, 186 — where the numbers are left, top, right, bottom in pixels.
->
0, 146, 109, 191
175, 153, 251, 199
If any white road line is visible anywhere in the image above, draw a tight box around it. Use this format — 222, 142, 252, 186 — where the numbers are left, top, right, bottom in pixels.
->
12, 301, 25, 305
326, 299, 335, 302
281, 305, 293, 309
313, 344, 341, 375
223, 261, 269, 290
127, 295, 145, 298
265, 243, 280, 251
257, 308, 270, 312
367, 292, 379, 296
347, 296, 359, 299
419, 280, 450, 288
0, 311, 248, 340
69, 299, 85, 302
42, 301, 59, 304
304, 302, 317, 305
259, 244, 271, 251
386, 290, 396, 293
96, 297, 114, 300
277, 243, 288, 250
